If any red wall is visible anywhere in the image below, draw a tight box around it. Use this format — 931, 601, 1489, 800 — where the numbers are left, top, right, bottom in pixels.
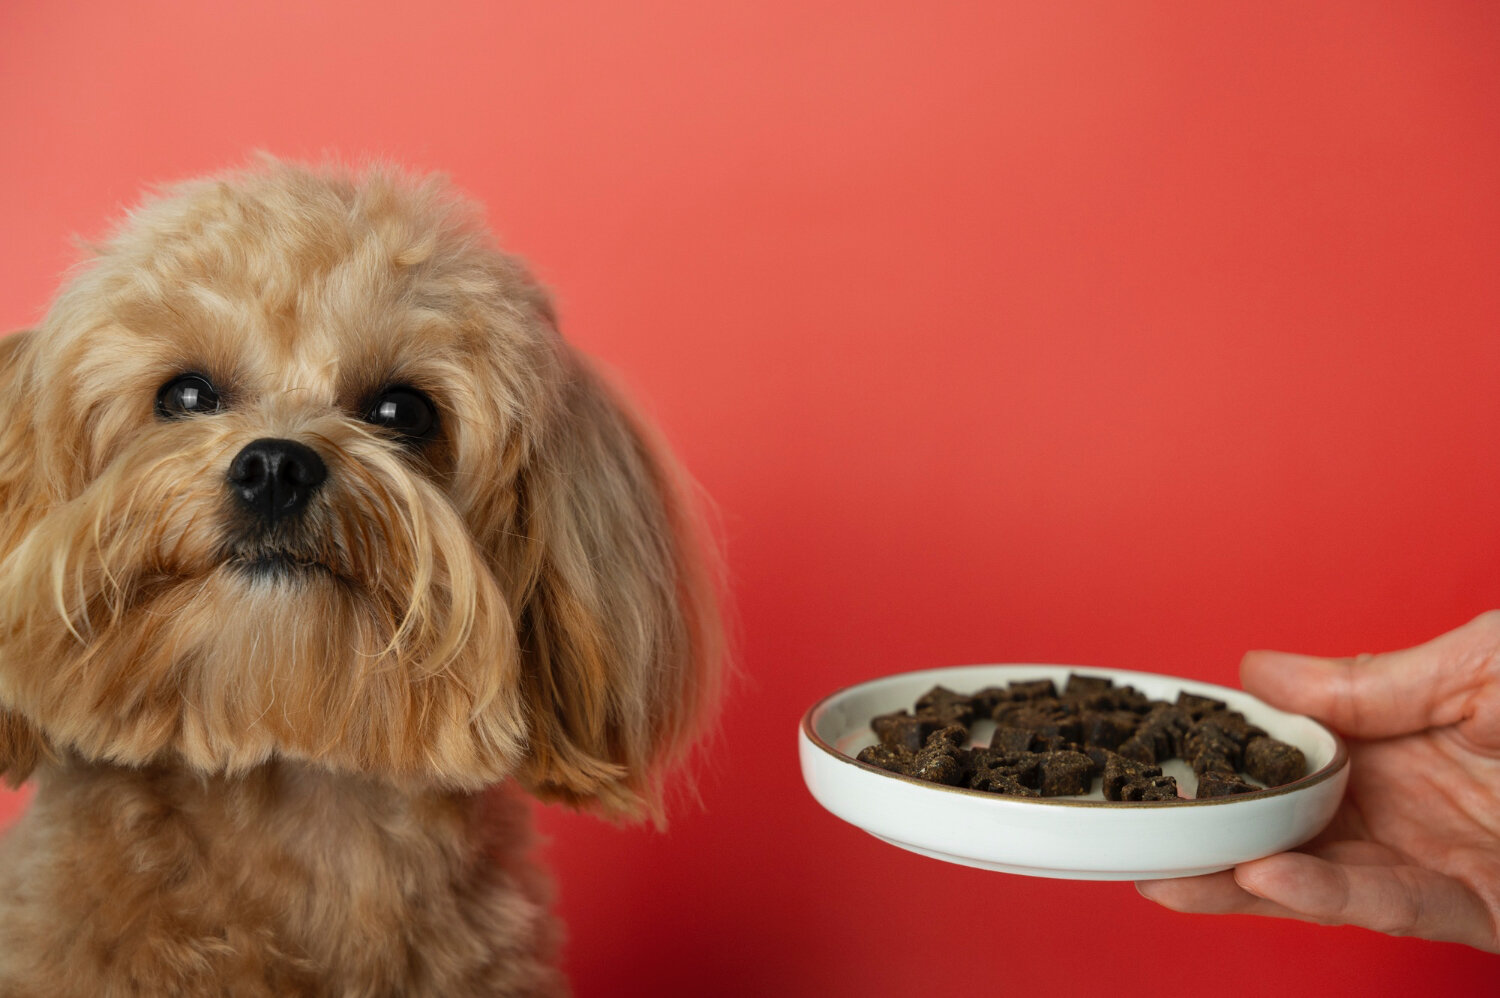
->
3, 2, 1499, 994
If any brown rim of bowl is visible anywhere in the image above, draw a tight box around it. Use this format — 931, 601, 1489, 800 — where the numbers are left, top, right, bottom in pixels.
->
798, 665, 1350, 809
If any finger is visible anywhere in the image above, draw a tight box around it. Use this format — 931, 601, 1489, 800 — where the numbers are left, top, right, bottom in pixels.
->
1240, 612, 1500, 738
1136, 870, 1299, 919
1236, 852, 1497, 951
1303, 839, 1403, 867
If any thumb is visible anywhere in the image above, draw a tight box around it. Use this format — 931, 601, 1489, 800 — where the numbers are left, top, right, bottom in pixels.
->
1240, 612, 1500, 739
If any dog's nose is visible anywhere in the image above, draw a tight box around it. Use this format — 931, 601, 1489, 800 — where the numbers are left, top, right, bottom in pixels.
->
227, 438, 328, 524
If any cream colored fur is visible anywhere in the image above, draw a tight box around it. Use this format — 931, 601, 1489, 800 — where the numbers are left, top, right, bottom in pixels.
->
0, 160, 722, 996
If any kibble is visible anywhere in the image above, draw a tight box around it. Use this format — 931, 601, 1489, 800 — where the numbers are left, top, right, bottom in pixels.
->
862, 674, 1308, 801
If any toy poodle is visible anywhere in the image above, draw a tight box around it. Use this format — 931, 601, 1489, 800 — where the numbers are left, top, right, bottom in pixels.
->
0, 159, 722, 997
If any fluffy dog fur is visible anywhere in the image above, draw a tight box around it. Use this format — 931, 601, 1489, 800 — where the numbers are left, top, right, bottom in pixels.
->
0, 160, 722, 996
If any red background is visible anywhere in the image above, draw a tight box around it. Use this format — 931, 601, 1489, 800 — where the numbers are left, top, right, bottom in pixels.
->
3, 2, 1500, 994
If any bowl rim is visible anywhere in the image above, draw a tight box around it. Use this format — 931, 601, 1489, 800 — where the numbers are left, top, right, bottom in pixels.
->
800, 663, 1350, 809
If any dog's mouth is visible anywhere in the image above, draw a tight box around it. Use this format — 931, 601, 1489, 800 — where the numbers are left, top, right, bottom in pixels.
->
223, 548, 348, 586
232, 552, 335, 579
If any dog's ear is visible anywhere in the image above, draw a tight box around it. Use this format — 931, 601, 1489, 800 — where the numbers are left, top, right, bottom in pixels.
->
0, 330, 38, 527
0, 710, 46, 788
0, 330, 52, 785
505, 352, 723, 820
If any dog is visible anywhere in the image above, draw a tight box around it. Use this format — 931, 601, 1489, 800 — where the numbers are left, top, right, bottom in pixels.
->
0, 159, 723, 996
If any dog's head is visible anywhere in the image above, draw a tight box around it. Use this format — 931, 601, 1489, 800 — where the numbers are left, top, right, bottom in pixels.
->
0, 161, 721, 815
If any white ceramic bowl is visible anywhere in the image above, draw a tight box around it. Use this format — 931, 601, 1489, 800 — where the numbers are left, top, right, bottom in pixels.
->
799, 664, 1350, 880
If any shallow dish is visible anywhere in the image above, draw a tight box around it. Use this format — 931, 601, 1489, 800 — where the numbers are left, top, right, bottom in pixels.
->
799, 664, 1349, 880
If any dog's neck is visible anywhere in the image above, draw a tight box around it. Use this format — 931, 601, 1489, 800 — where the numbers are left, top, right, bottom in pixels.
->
0, 758, 564, 995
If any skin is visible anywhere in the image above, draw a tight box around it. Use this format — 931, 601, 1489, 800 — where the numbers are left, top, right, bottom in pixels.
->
1137, 611, 1500, 951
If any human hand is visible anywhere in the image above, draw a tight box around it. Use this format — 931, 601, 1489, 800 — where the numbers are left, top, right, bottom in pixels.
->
1137, 612, 1500, 950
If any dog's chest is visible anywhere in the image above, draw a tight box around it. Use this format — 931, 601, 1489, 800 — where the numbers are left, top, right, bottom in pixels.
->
0, 763, 562, 997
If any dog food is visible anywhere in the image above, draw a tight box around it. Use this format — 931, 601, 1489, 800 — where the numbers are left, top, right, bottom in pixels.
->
856, 675, 1307, 802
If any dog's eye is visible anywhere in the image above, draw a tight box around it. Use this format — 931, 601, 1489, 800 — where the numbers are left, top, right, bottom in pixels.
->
365, 387, 437, 444
156, 374, 222, 419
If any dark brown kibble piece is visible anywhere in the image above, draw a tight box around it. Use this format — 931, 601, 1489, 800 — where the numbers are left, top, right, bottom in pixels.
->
1214, 710, 1266, 744
906, 726, 974, 786
1143, 703, 1192, 753
1008, 678, 1058, 700
996, 704, 1081, 746
973, 750, 1040, 788
1036, 714, 1084, 746
993, 702, 1039, 727
1120, 775, 1179, 801
871, 711, 937, 752
1183, 719, 1243, 773
857, 744, 913, 774
1037, 751, 1094, 796
1194, 771, 1260, 798
968, 771, 1040, 797
1224, 713, 1263, 744
1243, 736, 1306, 787
1098, 684, 1152, 714
1176, 691, 1227, 719
914, 685, 976, 727
1185, 717, 1243, 753
969, 686, 1014, 715
1189, 750, 1238, 777
1065, 673, 1114, 697
928, 724, 969, 749
1080, 711, 1136, 750
1115, 733, 1158, 765
909, 747, 964, 786
1102, 754, 1161, 800
989, 725, 1037, 754
1082, 745, 1114, 772
1066, 690, 1119, 712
